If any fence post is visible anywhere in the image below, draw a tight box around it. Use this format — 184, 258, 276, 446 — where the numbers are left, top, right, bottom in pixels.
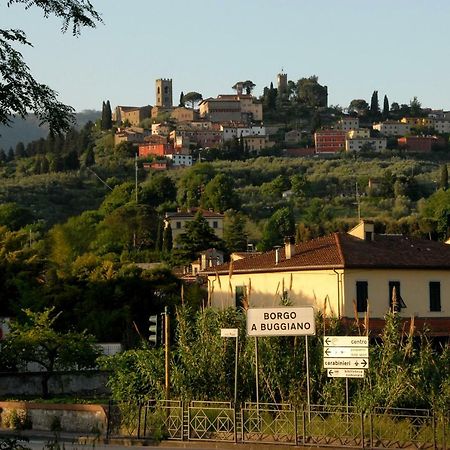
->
294, 408, 298, 446
137, 403, 142, 439
234, 405, 237, 443
143, 402, 148, 438
360, 411, 365, 449
106, 400, 111, 441
302, 409, 307, 445
432, 411, 437, 450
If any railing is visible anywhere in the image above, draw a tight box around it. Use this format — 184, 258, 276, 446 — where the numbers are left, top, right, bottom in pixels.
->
106, 400, 448, 450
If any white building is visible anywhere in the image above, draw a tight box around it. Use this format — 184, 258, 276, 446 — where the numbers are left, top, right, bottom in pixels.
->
373, 121, 411, 137
166, 153, 193, 167
346, 137, 387, 152
221, 125, 266, 141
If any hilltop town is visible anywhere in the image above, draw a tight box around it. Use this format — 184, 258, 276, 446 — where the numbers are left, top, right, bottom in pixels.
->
109, 73, 450, 170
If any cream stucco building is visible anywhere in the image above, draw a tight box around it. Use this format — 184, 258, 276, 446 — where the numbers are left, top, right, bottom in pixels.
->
205, 221, 450, 336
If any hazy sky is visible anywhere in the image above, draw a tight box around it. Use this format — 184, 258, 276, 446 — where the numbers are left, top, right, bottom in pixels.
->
3, 0, 450, 112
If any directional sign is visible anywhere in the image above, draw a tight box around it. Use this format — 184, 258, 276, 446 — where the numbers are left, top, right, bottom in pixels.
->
323, 357, 369, 369
324, 336, 368, 347
247, 307, 315, 336
327, 369, 365, 378
324, 347, 369, 358
221, 328, 238, 338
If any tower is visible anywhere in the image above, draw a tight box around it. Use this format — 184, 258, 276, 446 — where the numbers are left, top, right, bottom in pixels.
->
155, 78, 173, 108
277, 71, 288, 95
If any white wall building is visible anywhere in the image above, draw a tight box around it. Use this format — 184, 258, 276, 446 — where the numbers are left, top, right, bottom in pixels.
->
166, 153, 193, 167
221, 125, 266, 141
346, 137, 387, 152
373, 121, 411, 137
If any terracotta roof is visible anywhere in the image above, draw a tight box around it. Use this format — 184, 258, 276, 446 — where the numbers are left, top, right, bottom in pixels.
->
206, 233, 450, 275
165, 208, 224, 219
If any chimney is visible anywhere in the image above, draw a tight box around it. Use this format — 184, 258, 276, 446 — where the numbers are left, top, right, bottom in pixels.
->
284, 236, 296, 260
275, 246, 281, 265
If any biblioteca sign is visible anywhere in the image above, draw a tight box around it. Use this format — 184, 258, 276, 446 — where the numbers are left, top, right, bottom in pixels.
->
247, 307, 316, 336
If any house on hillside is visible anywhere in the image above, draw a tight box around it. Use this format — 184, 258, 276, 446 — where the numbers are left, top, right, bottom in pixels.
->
164, 208, 225, 244
204, 221, 450, 336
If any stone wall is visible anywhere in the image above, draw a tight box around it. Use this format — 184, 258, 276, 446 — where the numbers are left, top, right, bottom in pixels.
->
0, 402, 107, 434
0, 371, 109, 397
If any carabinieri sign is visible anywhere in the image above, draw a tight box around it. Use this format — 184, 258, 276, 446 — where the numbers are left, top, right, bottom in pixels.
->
247, 307, 316, 336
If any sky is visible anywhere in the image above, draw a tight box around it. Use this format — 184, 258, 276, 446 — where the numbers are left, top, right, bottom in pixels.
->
3, 0, 450, 113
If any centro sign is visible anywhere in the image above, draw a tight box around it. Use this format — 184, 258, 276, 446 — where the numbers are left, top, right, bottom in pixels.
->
247, 307, 316, 336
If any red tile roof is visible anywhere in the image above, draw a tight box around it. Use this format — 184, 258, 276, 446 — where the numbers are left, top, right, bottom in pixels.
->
206, 233, 450, 275
165, 208, 224, 219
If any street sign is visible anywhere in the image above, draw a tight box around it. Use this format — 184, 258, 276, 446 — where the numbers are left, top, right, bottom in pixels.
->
221, 328, 238, 338
324, 346, 369, 358
323, 335, 369, 372
327, 369, 365, 378
324, 358, 369, 369
324, 336, 368, 347
247, 307, 315, 337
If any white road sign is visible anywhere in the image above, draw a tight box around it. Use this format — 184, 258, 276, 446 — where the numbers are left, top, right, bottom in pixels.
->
247, 307, 315, 337
324, 347, 369, 358
323, 336, 368, 347
323, 357, 369, 369
221, 328, 238, 338
327, 369, 365, 378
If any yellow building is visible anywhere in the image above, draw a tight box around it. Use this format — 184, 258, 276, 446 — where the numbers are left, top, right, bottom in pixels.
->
400, 117, 435, 128
242, 135, 274, 153
114, 106, 152, 126
205, 221, 450, 336
164, 208, 224, 245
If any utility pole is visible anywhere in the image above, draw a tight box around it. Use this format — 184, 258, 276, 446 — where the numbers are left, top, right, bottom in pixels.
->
164, 306, 170, 399
355, 181, 361, 221
135, 153, 138, 204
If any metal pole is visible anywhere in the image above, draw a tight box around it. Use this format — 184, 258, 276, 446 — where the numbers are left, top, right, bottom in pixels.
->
346, 377, 349, 422
234, 334, 239, 406
305, 335, 311, 420
255, 336, 259, 410
165, 306, 170, 399
135, 153, 138, 204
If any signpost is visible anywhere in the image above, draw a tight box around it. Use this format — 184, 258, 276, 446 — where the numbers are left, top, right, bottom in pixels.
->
247, 307, 316, 336
247, 307, 316, 416
323, 335, 369, 373
323, 334, 370, 411
220, 328, 239, 405
327, 369, 365, 378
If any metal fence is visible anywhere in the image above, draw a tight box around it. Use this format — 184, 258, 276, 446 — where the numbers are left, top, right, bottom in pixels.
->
106, 400, 448, 449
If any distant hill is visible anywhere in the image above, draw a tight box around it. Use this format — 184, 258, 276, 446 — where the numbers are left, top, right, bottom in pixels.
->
0, 110, 101, 150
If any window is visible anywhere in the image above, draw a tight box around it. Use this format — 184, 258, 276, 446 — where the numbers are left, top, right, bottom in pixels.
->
356, 281, 368, 312
176, 221, 181, 229
235, 286, 246, 309
389, 281, 406, 312
429, 281, 441, 312
213, 221, 218, 229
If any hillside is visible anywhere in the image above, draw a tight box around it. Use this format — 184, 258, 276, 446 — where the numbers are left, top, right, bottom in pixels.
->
0, 110, 101, 150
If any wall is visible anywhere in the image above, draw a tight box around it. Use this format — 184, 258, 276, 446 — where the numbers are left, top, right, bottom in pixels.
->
0, 371, 109, 397
0, 401, 107, 434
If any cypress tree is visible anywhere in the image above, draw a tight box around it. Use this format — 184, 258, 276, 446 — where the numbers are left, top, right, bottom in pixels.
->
370, 90, 379, 117
440, 164, 448, 191
382, 95, 389, 119
162, 223, 173, 253
179, 91, 185, 107
105, 100, 112, 130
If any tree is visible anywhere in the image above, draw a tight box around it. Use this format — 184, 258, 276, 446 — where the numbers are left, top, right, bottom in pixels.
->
162, 223, 173, 253
1, 1, 102, 133
410, 96, 423, 117
179, 91, 185, 107
242, 80, 256, 95
0, 202, 34, 231
370, 90, 379, 117
0, 308, 101, 398
440, 165, 449, 191
382, 95, 390, 119
348, 99, 369, 116
296, 76, 328, 108
223, 210, 248, 252
174, 211, 223, 262
182, 92, 203, 109
201, 173, 240, 213
101, 100, 112, 130
258, 207, 296, 251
